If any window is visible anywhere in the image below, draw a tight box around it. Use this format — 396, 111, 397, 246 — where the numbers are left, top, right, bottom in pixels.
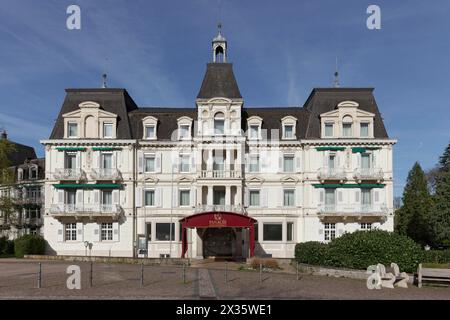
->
144, 190, 155, 207
361, 154, 371, 169
213, 190, 225, 205
102, 190, 112, 207
29, 167, 38, 179
263, 224, 282, 241
284, 125, 294, 139
65, 223, 77, 241
101, 223, 113, 241
324, 223, 336, 241
360, 222, 372, 230
66, 153, 77, 169
249, 190, 260, 207
179, 190, 190, 206
287, 222, 294, 241
249, 155, 260, 173
144, 155, 155, 172
156, 223, 175, 241
66, 190, 76, 206
283, 189, 295, 207
360, 123, 369, 137
325, 123, 334, 137
254, 223, 258, 241
361, 189, 372, 210
17, 169, 23, 181
249, 125, 259, 140
283, 155, 294, 172
103, 123, 113, 138
213, 155, 224, 171
145, 125, 156, 139
214, 112, 225, 135
102, 153, 113, 169
68, 122, 78, 138
179, 155, 190, 173
179, 125, 190, 140
325, 189, 336, 207
146, 223, 152, 241
342, 116, 353, 137
328, 154, 336, 169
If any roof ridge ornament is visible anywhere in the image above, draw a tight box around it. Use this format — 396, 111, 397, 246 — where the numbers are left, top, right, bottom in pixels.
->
333, 57, 340, 88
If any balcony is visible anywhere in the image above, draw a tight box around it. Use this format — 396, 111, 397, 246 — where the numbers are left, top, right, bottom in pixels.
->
22, 217, 43, 227
318, 204, 388, 218
90, 168, 122, 182
198, 170, 241, 179
54, 169, 85, 182
15, 197, 44, 205
195, 204, 246, 215
353, 168, 383, 183
50, 204, 122, 219
317, 167, 347, 182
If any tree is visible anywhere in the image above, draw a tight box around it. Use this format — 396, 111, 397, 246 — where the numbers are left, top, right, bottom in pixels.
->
0, 139, 15, 185
438, 141, 450, 171
395, 162, 433, 246
429, 168, 450, 247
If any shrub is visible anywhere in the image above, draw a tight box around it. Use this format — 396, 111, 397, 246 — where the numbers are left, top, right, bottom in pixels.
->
249, 257, 279, 269
14, 234, 45, 258
295, 242, 330, 266
295, 230, 424, 273
423, 249, 450, 264
0, 237, 14, 256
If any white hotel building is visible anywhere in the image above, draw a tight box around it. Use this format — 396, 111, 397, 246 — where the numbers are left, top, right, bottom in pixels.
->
41, 29, 396, 259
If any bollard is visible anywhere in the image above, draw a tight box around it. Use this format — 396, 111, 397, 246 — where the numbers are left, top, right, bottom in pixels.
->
140, 263, 144, 287
259, 263, 262, 284
296, 262, 299, 280
37, 263, 42, 289
89, 261, 93, 288
225, 262, 228, 284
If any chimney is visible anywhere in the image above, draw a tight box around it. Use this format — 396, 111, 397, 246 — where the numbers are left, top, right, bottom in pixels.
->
0, 130, 7, 140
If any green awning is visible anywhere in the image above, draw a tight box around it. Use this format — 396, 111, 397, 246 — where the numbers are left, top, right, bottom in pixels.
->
313, 184, 385, 189
352, 147, 381, 153
316, 147, 346, 151
53, 184, 123, 189
92, 147, 122, 151
56, 147, 86, 152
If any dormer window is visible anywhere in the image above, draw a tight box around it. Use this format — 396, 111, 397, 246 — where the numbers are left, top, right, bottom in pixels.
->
281, 116, 297, 140
17, 169, 23, 181
142, 116, 158, 140
324, 123, 334, 137
177, 116, 193, 140
360, 122, 369, 138
247, 116, 263, 140
103, 123, 113, 138
342, 116, 353, 137
29, 167, 38, 180
179, 125, 190, 140
249, 125, 259, 140
145, 125, 156, 139
214, 112, 225, 135
68, 122, 78, 138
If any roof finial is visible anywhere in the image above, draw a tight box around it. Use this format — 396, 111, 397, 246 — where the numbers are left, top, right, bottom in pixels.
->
218, 22, 222, 35
333, 57, 340, 88
102, 73, 107, 88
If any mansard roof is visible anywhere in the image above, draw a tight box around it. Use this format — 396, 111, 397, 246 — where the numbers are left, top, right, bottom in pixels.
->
3, 140, 37, 166
197, 63, 242, 99
304, 88, 389, 139
49, 88, 138, 139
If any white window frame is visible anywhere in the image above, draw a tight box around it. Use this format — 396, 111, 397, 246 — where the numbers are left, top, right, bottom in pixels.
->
144, 125, 156, 140
360, 222, 372, 230
144, 189, 155, 207
249, 189, 260, 207
263, 223, 283, 242
360, 122, 369, 138
142, 116, 158, 140
179, 189, 191, 207
65, 223, 77, 241
283, 154, 295, 173
287, 222, 294, 242
103, 122, 114, 139
281, 116, 297, 140
101, 222, 113, 241
283, 189, 295, 207
144, 154, 156, 173
324, 122, 334, 137
179, 154, 191, 173
249, 154, 260, 173
67, 122, 78, 138
324, 223, 336, 241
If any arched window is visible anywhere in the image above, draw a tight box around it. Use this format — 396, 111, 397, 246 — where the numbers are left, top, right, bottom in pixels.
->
215, 45, 225, 63
214, 112, 225, 135
342, 115, 353, 137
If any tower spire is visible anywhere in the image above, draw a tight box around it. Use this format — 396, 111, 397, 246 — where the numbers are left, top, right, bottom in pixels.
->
333, 57, 340, 88
212, 22, 227, 63
102, 73, 107, 88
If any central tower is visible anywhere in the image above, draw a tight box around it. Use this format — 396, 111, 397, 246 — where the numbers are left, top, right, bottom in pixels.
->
212, 23, 227, 63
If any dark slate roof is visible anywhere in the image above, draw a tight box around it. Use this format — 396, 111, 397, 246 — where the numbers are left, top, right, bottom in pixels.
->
4, 140, 37, 166
243, 107, 310, 140
304, 88, 389, 139
129, 108, 197, 140
13, 158, 45, 181
197, 63, 242, 99
49, 89, 138, 139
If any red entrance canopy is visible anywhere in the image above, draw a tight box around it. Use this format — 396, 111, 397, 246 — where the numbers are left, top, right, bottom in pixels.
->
179, 212, 257, 258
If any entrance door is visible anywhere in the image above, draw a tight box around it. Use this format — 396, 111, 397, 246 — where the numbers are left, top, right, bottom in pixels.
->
202, 228, 235, 257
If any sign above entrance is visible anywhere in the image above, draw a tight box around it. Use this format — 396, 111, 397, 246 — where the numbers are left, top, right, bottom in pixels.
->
209, 213, 227, 227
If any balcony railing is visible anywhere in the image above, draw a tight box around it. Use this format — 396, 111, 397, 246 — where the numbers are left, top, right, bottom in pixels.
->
353, 168, 384, 182
90, 168, 122, 182
50, 204, 121, 217
317, 167, 347, 182
195, 204, 246, 215
22, 217, 43, 226
54, 169, 85, 181
15, 197, 44, 205
318, 204, 388, 217
199, 170, 241, 179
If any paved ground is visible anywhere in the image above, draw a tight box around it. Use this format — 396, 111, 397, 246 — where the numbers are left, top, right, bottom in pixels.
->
0, 258, 449, 300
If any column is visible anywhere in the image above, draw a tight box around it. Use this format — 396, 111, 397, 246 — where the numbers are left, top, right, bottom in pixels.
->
207, 186, 213, 205
226, 149, 231, 174
236, 185, 242, 207
207, 149, 213, 172
225, 186, 231, 206
197, 186, 202, 207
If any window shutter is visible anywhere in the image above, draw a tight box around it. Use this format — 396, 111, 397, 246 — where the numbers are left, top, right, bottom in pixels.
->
319, 190, 324, 205
97, 152, 101, 169
190, 189, 196, 207
278, 155, 283, 172
94, 224, 101, 242
296, 156, 301, 172
93, 190, 100, 205
156, 153, 162, 173
280, 188, 285, 207
112, 190, 119, 205
113, 222, 120, 242
357, 154, 361, 167
323, 151, 328, 168
57, 226, 64, 242
355, 190, 360, 203
372, 153, 377, 168
76, 190, 83, 207
336, 154, 340, 168
92, 152, 98, 169
135, 187, 142, 207
137, 151, 144, 173
374, 190, 380, 203
173, 187, 178, 207
244, 187, 249, 208
296, 187, 302, 207
76, 153, 81, 169
76, 222, 84, 242
260, 188, 267, 208
338, 190, 343, 203
156, 188, 163, 207
58, 190, 65, 205
111, 152, 116, 169
244, 154, 249, 172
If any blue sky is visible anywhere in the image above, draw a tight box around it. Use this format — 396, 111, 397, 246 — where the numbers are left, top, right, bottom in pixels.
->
0, 0, 449, 197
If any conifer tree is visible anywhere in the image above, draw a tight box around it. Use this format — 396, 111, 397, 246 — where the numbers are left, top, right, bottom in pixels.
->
430, 167, 450, 247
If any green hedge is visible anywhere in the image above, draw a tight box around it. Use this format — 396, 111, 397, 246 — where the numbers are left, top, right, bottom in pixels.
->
295, 230, 424, 273
14, 235, 45, 258
0, 237, 14, 256
423, 249, 450, 264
